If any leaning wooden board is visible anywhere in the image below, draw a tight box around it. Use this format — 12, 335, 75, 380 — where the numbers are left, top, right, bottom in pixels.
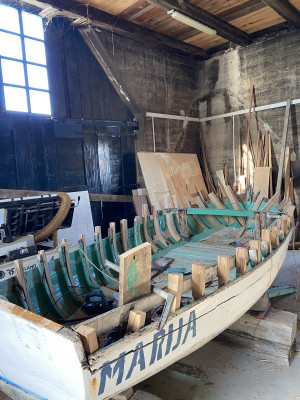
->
137, 152, 207, 209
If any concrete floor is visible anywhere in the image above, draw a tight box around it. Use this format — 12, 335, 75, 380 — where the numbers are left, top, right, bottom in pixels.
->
137, 250, 300, 400
1, 251, 300, 400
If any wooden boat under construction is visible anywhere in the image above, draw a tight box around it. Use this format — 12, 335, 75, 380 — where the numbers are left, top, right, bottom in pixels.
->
0, 191, 295, 400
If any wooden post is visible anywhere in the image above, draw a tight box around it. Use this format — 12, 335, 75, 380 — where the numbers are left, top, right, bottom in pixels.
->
262, 229, 272, 253
217, 256, 231, 287
142, 203, 159, 253
151, 205, 169, 247
61, 239, 80, 295
249, 240, 261, 263
192, 264, 206, 300
109, 222, 120, 264
126, 309, 146, 333
276, 99, 291, 197
75, 325, 98, 354
79, 233, 98, 285
271, 226, 279, 247
120, 219, 129, 252
94, 226, 106, 267
281, 215, 290, 235
254, 212, 261, 240
168, 273, 183, 312
14, 259, 34, 312
236, 247, 248, 274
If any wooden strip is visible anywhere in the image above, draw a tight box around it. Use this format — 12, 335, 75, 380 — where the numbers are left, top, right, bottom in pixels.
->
168, 273, 183, 312
289, 177, 294, 203
163, 198, 181, 242
262, 229, 272, 253
94, 226, 106, 267
120, 219, 129, 252
217, 256, 231, 287
14, 259, 34, 312
216, 170, 227, 197
249, 240, 261, 263
208, 192, 234, 224
246, 84, 254, 188
126, 310, 146, 333
109, 222, 120, 264
151, 205, 169, 247
224, 185, 246, 226
276, 99, 291, 196
79, 233, 98, 284
192, 264, 206, 300
253, 167, 271, 196
236, 247, 248, 274
271, 226, 279, 247
61, 238, 80, 295
284, 147, 290, 199
193, 195, 219, 227
119, 243, 151, 306
142, 203, 159, 253
38, 250, 63, 309
75, 325, 98, 354
268, 133, 273, 197
133, 216, 143, 247
261, 192, 280, 212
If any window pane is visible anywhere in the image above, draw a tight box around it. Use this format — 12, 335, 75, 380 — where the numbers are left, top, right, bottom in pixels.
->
4, 86, 28, 112
27, 64, 48, 90
22, 11, 44, 40
0, 32, 23, 59
1, 59, 25, 86
29, 90, 51, 115
0, 5, 20, 34
24, 38, 46, 65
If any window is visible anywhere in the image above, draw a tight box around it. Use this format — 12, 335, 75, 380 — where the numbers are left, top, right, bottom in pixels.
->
0, 4, 51, 115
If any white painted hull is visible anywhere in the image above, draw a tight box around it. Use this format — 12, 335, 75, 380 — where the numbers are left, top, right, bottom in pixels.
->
0, 230, 292, 400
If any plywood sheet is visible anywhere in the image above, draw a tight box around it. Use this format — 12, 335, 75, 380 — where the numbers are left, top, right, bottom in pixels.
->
253, 167, 271, 196
137, 152, 206, 209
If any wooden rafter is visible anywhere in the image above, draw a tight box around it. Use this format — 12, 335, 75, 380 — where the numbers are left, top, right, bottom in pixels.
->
21, 0, 208, 59
261, 0, 300, 27
146, 0, 252, 46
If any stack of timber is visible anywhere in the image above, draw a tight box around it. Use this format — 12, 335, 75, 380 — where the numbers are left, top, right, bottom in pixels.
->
0, 185, 294, 399
217, 309, 297, 367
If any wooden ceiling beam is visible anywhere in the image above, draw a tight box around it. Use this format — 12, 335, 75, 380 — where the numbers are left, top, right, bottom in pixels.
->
146, 0, 252, 46
20, 0, 208, 59
261, 0, 300, 27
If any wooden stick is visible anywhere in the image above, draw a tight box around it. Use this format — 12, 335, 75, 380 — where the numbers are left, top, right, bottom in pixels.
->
75, 325, 98, 354
168, 273, 183, 312
163, 198, 181, 242
151, 205, 169, 247
276, 99, 291, 196
270, 226, 279, 247
94, 226, 106, 267
246, 84, 254, 188
249, 240, 261, 263
224, 185, 246, 226
236, 247, 248, 274
192, 264, 206, 300
61, 239, 80, 295
126, 309, 146, 333
284, 147, 290, 199
261, 229, 272, 253
14, 259, 34, 312
79, 234, 98, 285
120, 219, 129, 253
109, 222, 120, 264
217, 256, 231, 287
208, 192, 235, 224
142, 203, 159, 253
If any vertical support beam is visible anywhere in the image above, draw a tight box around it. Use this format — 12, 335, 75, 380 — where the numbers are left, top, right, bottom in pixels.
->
168, 273, 183, 312
120, 219, 129, 253
192, 264, 206, 300
276, 99, 291, 196
79, 233, 98, 285
109, 222, 120, 264
75, 325, 98, 354
271, 226, 279, 247
236, 247, 248, 274
217, 256, 231, 287
254, 212, 261, 240
94, 226, 106, 267
61, 238, 80, 295
14, 259, 34, 312
126, 309, 146, 333
262, 229, 272, 253
249, 240, 261, 263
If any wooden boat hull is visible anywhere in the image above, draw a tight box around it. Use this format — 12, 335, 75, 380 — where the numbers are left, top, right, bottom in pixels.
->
0, 230, 292, 400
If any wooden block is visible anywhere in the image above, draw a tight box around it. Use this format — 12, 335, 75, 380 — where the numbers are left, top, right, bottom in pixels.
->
249, 240, 261, 263
127, 310, 146, 333
111, 387, 134, 400
261, 229, 272, 253
270, 226, 279, 247
168, 273, 183, 312
75, 325, 98, 354
192, 264, 206, 300
217, 256, 231, 287
119, 242, 151, 306
282, 215, 290, 234
235, 247, 248, 274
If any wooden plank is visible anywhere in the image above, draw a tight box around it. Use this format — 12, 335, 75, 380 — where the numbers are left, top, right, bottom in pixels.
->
208, 192, 235, 224
119, 243, 151, 306
253, 167, 271, 196
94, 226, 106, 267
261, 192, 280, 212
261, 0, 300, 26
262, 229, 272, 253
249, 240, 261, 263
217, 256, 231, 287
216, 170, 227, 197
151, 205, 169, 247
168, 273, 183, 312
78, 233, 98, 284
235, 247, 248, 274
133, 195, 149, 220
192, 264, 206, 300
75, 325, 98, 354
142, 204, 159, 253
163, 198, 181, 242
271, 226, 279, 247
61, 238, 80, 295
276, 99, 291, 196
284, 147, 290, 199
224, 185, 246, 226
246, 84, 254, 188
289, 177, 294, 203
14, 259, 34, 312
120, 219, 129, 253
126, 310, 146, 333
193, 196, 219, 227
109, 222, 120, 264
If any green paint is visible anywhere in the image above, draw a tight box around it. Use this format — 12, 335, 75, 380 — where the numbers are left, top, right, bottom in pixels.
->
127, 257, 139, 297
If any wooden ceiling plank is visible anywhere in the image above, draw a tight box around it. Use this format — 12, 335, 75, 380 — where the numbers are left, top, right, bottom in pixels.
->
146, 0, 252, 45
261, 0, 300, 26
22, 0, 207, 58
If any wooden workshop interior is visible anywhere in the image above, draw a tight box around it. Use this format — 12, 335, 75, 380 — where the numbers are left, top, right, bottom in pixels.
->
0, 1, 300, 399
